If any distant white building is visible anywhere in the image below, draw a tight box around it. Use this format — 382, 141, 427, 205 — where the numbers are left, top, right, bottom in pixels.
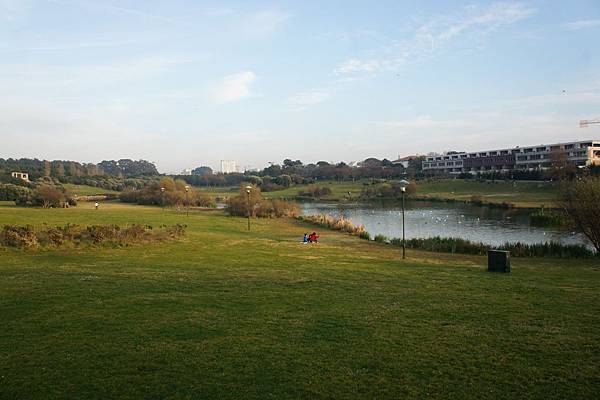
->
11, 171, 29, 181
180, 168, 192, 176
220, 160, 237, 174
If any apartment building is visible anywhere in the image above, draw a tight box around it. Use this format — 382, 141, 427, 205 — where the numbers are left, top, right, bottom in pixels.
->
422, 140, 600, 174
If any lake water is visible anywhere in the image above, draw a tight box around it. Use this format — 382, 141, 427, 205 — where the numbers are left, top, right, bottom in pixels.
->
300, 201, 589, 248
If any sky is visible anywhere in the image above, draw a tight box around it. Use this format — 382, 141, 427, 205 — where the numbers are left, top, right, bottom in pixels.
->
1, 0, 600, 173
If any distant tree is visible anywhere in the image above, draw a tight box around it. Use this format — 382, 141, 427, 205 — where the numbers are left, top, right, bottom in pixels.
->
32, 186, 65, 208
43, 160, 51, 177
192, 166, 213, 175
54, 162, 65, 177
556, 177, 600, 252
546, 150, 577, 181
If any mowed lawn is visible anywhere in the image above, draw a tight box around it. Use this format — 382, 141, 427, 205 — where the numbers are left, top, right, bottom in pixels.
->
199, 179, 558, 207
1, 203, 599, 399
62, 183, 120, 196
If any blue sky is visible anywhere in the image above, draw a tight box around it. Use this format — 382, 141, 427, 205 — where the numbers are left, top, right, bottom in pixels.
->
1, 0, 600, 172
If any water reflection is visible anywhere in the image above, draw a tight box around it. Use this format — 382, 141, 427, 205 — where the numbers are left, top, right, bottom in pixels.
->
300, 201, 588, 248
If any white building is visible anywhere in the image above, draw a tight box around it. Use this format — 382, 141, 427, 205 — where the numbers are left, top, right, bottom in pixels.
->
220, 160, 237, 174
180, 169, 192, 176
422, 140, 600, 174
11, 172, 29, 181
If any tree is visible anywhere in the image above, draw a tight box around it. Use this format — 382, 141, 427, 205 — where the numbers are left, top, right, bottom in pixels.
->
556, 178, 600, 252
192, 166, 213, 176
43, 160, 51, 177
32, 186, 65, 208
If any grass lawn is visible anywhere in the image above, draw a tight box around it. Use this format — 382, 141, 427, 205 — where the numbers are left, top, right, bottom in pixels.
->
1, 203, 598, 399
262, 179, 557, 208
417, 179, 558, 208
62, 183, 120, 196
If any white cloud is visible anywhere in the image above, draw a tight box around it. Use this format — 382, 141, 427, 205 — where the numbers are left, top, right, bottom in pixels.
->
211, 71, 256, 103
563, 19, 600, 31
335, 59, 383, 75
289, 89, 331, 110
335, 2, 536, 75
239, 9, 290, 35
0, 0, 31, 22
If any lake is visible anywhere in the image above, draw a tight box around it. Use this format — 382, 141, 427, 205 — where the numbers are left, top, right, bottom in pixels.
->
300, 200, 589, 248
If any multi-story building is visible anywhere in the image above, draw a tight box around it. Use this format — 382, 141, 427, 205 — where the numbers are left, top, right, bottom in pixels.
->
422, 140, 600, 174
220, 160, 237, 174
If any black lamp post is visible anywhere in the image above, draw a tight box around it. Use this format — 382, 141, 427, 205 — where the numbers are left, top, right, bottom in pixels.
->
245, 185, 252, 231
399, 179, 409, 260
185, 185, 190, 217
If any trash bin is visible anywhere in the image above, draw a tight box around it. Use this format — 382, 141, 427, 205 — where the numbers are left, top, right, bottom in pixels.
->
488, 250, 511, 273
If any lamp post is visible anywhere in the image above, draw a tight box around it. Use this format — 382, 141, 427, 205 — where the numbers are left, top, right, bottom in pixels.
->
185, 185, 190, 217
245, 185, 252, 231
245, 185, 252, 230
160, 187, 165, 210
399, 179, 409, 260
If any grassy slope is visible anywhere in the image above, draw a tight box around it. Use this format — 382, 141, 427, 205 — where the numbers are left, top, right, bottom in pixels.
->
63, 183, 120, 196
202, 179, 558, 208
1, 203, 598, 399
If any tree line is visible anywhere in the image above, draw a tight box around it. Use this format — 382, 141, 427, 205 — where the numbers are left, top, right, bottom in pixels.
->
0, 158, 159, 183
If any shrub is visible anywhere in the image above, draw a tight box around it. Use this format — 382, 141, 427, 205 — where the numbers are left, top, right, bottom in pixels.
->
359, 231, 371, 241
227, 185, 299, 218
530, 210, 568, 227
298, 185, 332, 198
120, 177, 215, 208
389, 236, 596, 258
470, 195, 484, 205
374, 234, 388, 243
1, 225, 38, 248
298, 214, 368, 238
165, 224, 187, 238
361, 181, 418, 199
0, 224, 186, 249
32, 186, 65, 208
0, 184, 33, 204
85, 225, 121, 244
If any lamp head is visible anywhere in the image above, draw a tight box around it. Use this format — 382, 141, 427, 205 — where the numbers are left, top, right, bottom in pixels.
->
185, 185, 189, 192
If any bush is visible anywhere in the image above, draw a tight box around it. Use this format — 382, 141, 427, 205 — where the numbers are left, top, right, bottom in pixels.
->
374, 234, 388, 243
1, 225, 38, 248
227, 185, 299, 218
298, 214, 368, 238
0, 184, 33, 204
389, 236, 596, 258
361, 181, 418, 199
32, 185, 65, 208
530, 210, 568, 227
0, 224, 186, 249
298, 185, 332, 198
120, 177, 215, 208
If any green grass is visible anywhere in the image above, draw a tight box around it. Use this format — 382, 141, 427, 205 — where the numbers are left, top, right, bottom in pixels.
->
199, 179, 557, 208
2, 203, 598, 399
62, 183, 120, 196
417, 179, 558, 208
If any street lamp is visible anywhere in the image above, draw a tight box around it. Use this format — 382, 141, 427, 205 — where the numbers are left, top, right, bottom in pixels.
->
399, 179, 409, 260
245, 185, 252, 231
160, 187, 165, 210
185, 185, 190, 217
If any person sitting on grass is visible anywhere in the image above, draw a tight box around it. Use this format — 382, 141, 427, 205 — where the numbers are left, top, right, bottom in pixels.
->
303, 233, 309, 244
308, 232, 319, 243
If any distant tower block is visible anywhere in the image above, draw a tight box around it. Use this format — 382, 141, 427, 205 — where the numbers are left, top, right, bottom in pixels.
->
220, 160, 237, 174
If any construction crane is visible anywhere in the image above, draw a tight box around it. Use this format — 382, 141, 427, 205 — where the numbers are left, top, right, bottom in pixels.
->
580, 116, 600, 127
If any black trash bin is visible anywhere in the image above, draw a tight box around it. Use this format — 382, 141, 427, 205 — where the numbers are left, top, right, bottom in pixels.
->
488, 250, 511, 273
